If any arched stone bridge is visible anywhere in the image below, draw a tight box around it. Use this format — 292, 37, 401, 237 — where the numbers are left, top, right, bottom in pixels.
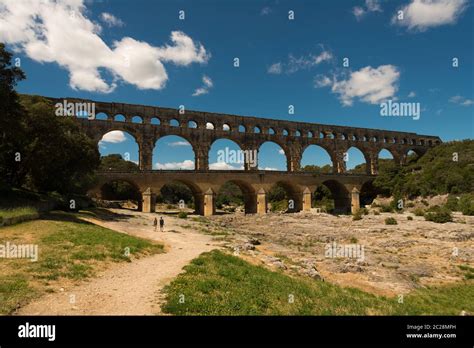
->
49, 97, 441, 216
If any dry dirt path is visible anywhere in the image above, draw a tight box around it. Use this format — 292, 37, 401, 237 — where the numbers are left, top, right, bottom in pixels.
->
16, 210, 220, 315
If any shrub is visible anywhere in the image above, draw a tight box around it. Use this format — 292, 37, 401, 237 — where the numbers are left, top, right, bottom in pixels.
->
166, 204, 174, 210
380, 204, 393, 213
421, 200, 429, 206
406, 202, 415, 208
373, 210, 380, 215
424, 209, 453, 223
413, 208, 425, 216
178, 212, 188, 219
445, 195, 459, 211
407, 216, 413, 221
352, 210, 363, 221
359, 207, 369, 215
385, 217, 397, 225
459, 194, 474, 216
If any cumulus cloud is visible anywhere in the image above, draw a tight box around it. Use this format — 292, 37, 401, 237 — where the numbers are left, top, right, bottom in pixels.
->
353, 0, 382, 20
278, 149, 285, 155
99, 130, 126, 143
268, 49, 332, 75
209, 162, 243, 170
316, 65, 400, 106
408, 91, 416, 98
392, 0, 468, 31
267, 62, 282, 74
100, 12, 124, 27
259, 167, 279, 171
156, 160, 195, 170
192, 75, 213, 96
449, 95, 474, 106
0, 0, 210, 93
167, 141, 191, 147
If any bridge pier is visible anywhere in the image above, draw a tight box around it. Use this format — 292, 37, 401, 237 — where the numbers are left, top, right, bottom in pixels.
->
351, 187, 360, 214
203, 188, 215, 216
142, 187, 156, 213
257, 188, 267, 214
302, 187, 312, 211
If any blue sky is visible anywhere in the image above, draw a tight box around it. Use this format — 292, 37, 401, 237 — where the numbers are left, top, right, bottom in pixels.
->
4, 0, 473, 170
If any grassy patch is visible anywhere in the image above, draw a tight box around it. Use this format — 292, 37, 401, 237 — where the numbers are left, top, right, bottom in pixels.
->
0, 211, 163, 314
0, 206, 38, 219
162, 250, 473, 316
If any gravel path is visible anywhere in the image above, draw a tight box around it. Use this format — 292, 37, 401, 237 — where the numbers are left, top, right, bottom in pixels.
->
16, 210, 220, 315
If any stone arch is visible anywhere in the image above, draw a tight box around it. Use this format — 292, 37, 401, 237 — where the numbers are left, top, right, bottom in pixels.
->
188, 120, 198, 128
209, 138, 244, 170
97, 129, 140, 166
321, 180, 350, 214
268, 180, 302, 212
114, 114, 126, 122
300, 144, 335, 172
258, 141, 288, 171
217, 179, 257, 214
345, 146, 370, 174
99, 178, 142, 211
95, 112, 108, 120
206, 122, 215, 130
153, 135, 196, 170
151, 117, 160, 125
132, 116, 143, 124
160, 179, 204, 215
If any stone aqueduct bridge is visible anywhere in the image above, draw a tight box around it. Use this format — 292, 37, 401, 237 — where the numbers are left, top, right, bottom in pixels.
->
51, 97, 441, 216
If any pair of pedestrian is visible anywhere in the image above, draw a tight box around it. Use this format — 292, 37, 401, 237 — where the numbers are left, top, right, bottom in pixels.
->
153, 216, 164, 232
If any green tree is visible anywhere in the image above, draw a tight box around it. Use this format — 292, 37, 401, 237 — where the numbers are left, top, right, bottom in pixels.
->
0, 43, 27, 187
20, 95, 100, 193
100, 154, 139, 172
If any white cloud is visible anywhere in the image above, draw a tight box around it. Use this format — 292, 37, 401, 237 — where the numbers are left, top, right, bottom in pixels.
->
167, 141, 190, 147
261, 7, 272, 15
408, 91, 416, 97
206, 122, 215, 129
268, 49, 332, 75
192, 74, 213, 96
353, 0, 382, 20
156, 160, 195, 170
393, 0, 468, 31
99, 130, 126, 143
0, 0, 210, 93
449, 95, 474, 106
353, 7, 366, 20
278, 149, 285, 155
314, 75, 333, 87
259, 167, 279, 171
209, 162, 243, 170
100, 12, 124, 27
268, 62, 282, 74
316, 65, 400, 106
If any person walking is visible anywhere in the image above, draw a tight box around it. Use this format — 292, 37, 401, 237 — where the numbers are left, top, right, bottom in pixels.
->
153, 217, 158, 232
159, 217, 164, 232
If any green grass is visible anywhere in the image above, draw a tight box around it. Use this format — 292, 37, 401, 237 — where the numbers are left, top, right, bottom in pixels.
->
0, 211, 163, 314
162, 250, 474, 316
0, 206, 38, 219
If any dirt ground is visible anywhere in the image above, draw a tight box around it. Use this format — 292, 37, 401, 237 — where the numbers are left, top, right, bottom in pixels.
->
207, 209, 474, 297
15, 207, 473, 315
16, 210, 221, 315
